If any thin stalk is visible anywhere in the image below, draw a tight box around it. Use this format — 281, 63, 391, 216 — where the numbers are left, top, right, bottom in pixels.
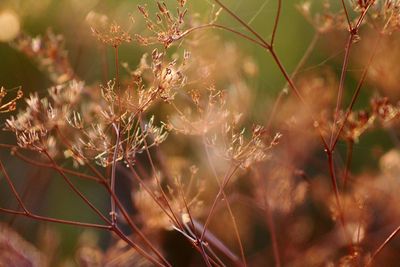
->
326, 150, 355, 253
138, 115, 184, 230
101, 45, 109, 84
270, 0, 282, 47
269, 48, 330, 150
253, 168, 281, 267
366, 225, 400, 267
112, 226, 167, 267
110, 44, 121, 226
1, 143, 102, 184
103, 179, 172, 267
212, 0, 271, 48
126, 163, 182, 229
200, 165, 240, 242
39, 141, 170, 265
110, 122, 120, 226
13, 150, 102, 183
172, 226, 221, 267
0, 159, 29, 213
343, 140, 354, 190
330, 3, 375, 149
42, 150, 112, 225
341, 0, 353, 30
203, 138, 247, 267
0, 208, 111, 230
330, 34, 355, 149
177, 180, 213, 267
264, 197, 280, 267
114, 45, 120, 90
331, 32, 382, 149
266, 32, 320, 131
180, 24, 269, 49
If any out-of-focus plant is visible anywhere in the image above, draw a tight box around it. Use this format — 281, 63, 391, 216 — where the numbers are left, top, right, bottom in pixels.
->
2, 0, 400, 266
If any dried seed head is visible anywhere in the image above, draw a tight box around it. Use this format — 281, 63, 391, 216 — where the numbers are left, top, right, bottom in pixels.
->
91, 21, 132, 47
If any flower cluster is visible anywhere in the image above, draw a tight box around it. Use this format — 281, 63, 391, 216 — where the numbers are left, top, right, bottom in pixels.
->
338, 96, 400, 142
136, 1, 188, 48
91, 21, 132, 47
11, 30, 75, 84
4, 81, 83, 153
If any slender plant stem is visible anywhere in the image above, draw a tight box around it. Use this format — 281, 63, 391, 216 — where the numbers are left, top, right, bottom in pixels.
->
126, 163, 181, 228
266, 32, 320, 131
138, 115, 184, 230
265, 197, 280, 267
343, 140, 354, 190
341, 0, 353, 31
200, 165, 240, 242
212, 0, 271, 48
270, 0, 282, 47
326, 150, 355, 254
330, 34, 355, 148
367, 225, 400, 267
177, 182, 214, 267
0, 208, 112, 230
0, 159, 29, 213
253, 168, 281, 267
269, 48, 330, 150
110, 44, 122, 226
331, 31, 382, 149
180, 24, 269, 49
110, 122, 120, 226
103, 177, 172, 267
35, 134, 170, 266
203, 138, 247, 267
111, 226, 167, 267
13, 150, 102, 183
43, 150, 112, 224
329, 2, 375, 150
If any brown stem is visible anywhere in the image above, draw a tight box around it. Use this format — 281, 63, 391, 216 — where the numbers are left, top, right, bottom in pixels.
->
42, 150, 112, 225
138, 115, 184, 230
126, 163, 181, 229
200, 165, 240, 242
0, 159, 29, 213
103, 183, 172, 267
269, 48, 330, 150
111, 226, 167, 267
266, 32, 320, 131
0, 207, 112, 230
341, 0, 353, 31
212, 0, 271, 49
270, 0, 282, 47
343, 140, 354, 190
110, 123, 120, 226
55, 129, 171, 265
326, 150, 355, 254
330, 34, 355, 148
265, 198, 280, 267
331, 32, 382, 149
11, 147, 102, 183
180, 24, 269, 49
367, 225, 400, 267
176, 180, 214, 267
203, 138, 247, 267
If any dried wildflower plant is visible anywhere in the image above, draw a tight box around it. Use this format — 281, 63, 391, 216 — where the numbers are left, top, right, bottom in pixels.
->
136, 1, 188, 48
0, 86, 23, 113
3, 0, 400, 266
91, 21, 132, 48
11, 30, 75, 84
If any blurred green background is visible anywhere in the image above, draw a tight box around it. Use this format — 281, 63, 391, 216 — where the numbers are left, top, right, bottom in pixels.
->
0, 0, 391, 264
